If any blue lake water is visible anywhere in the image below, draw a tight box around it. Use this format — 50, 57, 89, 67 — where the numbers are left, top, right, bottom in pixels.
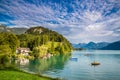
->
18, 50, 120, 80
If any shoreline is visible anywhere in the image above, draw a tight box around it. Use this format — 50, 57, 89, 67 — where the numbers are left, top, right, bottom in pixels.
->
0, 66, 60, 80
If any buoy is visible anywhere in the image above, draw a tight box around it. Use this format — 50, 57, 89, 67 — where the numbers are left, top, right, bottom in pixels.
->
91, 62, 100, 65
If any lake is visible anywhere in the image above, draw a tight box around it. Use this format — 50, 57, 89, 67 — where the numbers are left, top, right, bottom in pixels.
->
17, 50, 120, 80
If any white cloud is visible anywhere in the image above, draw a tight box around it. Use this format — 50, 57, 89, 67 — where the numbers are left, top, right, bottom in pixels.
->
82, 11, 102, 23
0, 0, 120, 43
85, 24, 102, 31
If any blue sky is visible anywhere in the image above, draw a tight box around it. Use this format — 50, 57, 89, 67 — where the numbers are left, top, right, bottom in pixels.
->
0, 0, 120, 43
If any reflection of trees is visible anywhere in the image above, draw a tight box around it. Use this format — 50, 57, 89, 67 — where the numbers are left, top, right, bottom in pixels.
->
28, 53, 71, 73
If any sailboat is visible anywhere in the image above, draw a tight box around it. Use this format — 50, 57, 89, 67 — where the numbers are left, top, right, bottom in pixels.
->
91, 61, 100, 65
91, 52, 100, 66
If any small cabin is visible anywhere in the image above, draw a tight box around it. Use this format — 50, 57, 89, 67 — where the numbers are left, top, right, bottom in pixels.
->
16, 48, 30, 56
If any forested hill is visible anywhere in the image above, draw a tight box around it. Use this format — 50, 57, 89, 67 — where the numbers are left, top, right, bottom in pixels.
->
25, 26, 65, 42
25, 26, 72, 44
17, 26, 73, 56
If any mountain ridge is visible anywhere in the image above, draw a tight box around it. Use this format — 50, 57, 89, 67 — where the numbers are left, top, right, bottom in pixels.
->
101, 40, 120, 50
0, 24, 27, 34
72, 42, 110, 49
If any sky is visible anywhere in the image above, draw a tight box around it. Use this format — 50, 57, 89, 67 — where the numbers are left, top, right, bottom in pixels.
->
0, 0, 120, 43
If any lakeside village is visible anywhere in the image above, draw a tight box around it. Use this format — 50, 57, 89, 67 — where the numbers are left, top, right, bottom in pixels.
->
16, 47, 53, 65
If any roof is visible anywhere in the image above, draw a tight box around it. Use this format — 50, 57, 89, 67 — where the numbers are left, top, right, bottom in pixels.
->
16, 48, 30, 51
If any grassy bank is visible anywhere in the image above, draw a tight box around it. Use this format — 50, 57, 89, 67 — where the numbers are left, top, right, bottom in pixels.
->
0, 70, 59, 80
0, 66, 59, 80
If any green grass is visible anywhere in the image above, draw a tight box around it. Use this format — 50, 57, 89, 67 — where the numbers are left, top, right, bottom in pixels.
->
0, 70, 57, 80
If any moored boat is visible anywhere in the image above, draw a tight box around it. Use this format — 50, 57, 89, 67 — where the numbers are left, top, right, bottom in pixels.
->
91, 62, 100, 65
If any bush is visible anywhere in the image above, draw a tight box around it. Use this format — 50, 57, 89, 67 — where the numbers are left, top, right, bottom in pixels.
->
0, 54, 10, 65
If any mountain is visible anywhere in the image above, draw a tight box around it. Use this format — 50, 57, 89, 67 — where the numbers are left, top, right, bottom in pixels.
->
0, 24, 7, 32
25, 26, 72, 43
7, 28, 27, 34
84, 42, 96, 49
18, 26, 73, 54
72, 43, 86, 48
96, 42, 110, 49
101, 41, 120, 50
72, 42, 109, 49
0, 24, 27, 34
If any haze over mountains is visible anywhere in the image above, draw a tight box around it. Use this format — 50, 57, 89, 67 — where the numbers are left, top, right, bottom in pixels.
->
72, 42, 109, 49
101, 41, 120, 50
72, 40, 120, 50
0, 24, 27, 34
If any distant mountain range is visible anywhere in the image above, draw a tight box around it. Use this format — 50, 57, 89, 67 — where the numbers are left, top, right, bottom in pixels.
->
73, 40, 120, 50
0, 24, 27, 34
72, 42, 109, 49
101, 41, 120, 50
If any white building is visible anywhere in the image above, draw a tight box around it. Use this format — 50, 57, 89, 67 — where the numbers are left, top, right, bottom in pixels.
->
16, 48, 30, 56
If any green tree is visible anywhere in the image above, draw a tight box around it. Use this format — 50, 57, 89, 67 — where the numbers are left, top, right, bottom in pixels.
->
0, 34, 4, 44
0, 45, 12, 65
7, 33, 19, 53
51, 40, 54, 53
0, 32, 20, 53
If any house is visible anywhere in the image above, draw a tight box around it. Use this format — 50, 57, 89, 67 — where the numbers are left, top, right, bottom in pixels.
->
16, 48, 30, 56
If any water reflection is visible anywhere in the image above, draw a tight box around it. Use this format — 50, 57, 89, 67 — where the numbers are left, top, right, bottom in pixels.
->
18, 53, 71, 74
16, 58, 29, 65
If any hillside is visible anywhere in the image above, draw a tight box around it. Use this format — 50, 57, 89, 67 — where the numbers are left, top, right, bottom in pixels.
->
101, 41, 120, 50
25, 26, 72, 45
18, 26, 72, 56
0, 24, 27, 34
72, 42, 109, 49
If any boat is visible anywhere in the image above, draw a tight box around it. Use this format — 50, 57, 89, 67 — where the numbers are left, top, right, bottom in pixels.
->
91, 62, 100, 65
91, 53, 100, 66
70, 58, 78, 62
